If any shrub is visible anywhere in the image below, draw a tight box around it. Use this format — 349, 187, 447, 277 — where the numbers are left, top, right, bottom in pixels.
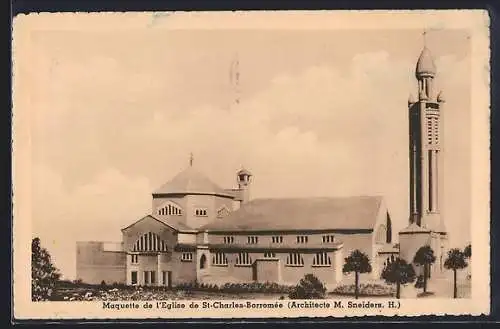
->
174, 281, 292, 294
289, 274, 327, 299
332, 283, 395, 297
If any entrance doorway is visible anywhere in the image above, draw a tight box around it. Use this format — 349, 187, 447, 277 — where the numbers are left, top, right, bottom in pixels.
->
200, 254, 207, 269
252, 263, 257, 281
167, 271, 172, 288
162, 270, 173, 288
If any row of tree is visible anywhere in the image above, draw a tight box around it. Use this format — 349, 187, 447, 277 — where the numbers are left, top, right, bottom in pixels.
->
342, 244, 471, 299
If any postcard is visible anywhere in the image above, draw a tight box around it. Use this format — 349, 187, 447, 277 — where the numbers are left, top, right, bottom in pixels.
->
12, 10, 490, 319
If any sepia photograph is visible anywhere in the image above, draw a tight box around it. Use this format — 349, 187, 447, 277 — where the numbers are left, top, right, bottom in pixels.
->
13, 10, 490, 319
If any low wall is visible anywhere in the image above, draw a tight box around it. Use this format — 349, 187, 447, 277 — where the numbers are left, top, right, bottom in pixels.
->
76, 242, 126, 284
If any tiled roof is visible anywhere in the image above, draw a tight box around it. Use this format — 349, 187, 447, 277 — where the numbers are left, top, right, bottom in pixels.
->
153, 215, 195, 232
121, 214, 195, 232
200, 196, 385, 232
153, 166, 234, 198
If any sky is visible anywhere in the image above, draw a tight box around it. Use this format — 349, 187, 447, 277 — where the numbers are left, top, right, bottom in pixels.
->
22, 19, 471, 280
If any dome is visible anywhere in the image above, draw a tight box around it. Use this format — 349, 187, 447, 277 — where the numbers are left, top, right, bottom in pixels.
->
237, 167, 252, 177
415, 47, 437, 77
153, 166, 233, 198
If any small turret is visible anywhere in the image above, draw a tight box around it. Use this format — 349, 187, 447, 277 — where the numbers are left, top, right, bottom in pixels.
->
236, 167, 252, 204
408, 93, 416, 107
437, 91, 445, 103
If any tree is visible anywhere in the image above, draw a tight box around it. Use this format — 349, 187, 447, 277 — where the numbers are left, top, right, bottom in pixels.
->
32, 237, 61, 301
463, 243, 472, 280
444, 248, 468, 298
413, 245, 436, 293
414, 275, 424, 289
381, 258, 416, 299
342, 250, 372, 299
288, 274, 327, 299
464, 244, 471, 259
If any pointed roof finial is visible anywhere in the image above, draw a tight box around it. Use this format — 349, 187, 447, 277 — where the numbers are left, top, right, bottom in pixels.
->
189, 152, 194, 167
416, 30, 437, 78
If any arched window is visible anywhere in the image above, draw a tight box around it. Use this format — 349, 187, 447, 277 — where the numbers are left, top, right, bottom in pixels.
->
195, 208, 208, 217
375, 225, 387, 244
313, 252, 332, 266
386, 212, 393, 243
272, 236, 283, 243
132, 232, 169, 252
181, 252, 193, 262
212, 252, 228, 266
199, 254, 207, 269
322, 235, 335, 243
286, 253, 304, 266
236, 252, 252, 265
157, 202, 183, 216
158, 201, 182, 216
296, 236, 308, 244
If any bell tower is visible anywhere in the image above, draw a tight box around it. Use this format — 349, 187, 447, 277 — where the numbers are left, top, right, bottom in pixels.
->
399, 35, 449, 277
236, 167, 252, 205
407, 42, 446, 233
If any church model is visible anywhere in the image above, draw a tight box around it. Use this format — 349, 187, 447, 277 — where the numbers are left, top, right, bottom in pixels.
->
76, 45, 449, 288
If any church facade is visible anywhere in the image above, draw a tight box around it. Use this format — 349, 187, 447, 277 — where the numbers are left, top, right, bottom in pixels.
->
76, 44, 449, 288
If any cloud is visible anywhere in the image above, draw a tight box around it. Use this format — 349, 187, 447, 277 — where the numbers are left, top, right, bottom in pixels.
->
29, 49, 471, 279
